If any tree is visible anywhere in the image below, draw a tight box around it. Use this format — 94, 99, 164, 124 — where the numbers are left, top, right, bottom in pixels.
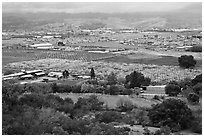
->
187, 93, 199, 104
193, 83, 202, 96
90, 68, 95, 79
192, 74, 202, 86
107, 72, 117, 85
62, 70, 69, 78
165, 83, 181, 96
148, 98, 193, 131
178, 55, 196, 68
125, 71, 151, 88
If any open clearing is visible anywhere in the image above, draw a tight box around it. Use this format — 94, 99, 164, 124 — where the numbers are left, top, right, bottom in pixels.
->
55, 93, 161, 108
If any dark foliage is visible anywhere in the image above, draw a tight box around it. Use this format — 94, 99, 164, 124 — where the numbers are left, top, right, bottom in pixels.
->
187, 93, 200, 104
165, 83, 181, 96
96, 111, 123, 123
107, 72, 117, 85
90, 68, 95, 79
193, 83, 202, 96
148, 98, 193, 132
125, 71, 151, 88
192, 74, 202, 86
178, 55, 196, 68
188, 46, 202, 52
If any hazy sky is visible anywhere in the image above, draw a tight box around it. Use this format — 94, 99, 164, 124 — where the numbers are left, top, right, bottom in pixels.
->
2, 2, 201, 13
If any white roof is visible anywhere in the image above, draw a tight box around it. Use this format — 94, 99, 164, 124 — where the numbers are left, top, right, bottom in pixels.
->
21, 74, 34, 78
26, 70, 43, 74
36, 47, 53, 49
147, 85, 166, 88
3, 72, 25, 78
30, 43, 52, 47
35, 72, 46, 76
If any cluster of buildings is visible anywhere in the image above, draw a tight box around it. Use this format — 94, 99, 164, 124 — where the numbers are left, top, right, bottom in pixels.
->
3, 69, 91, 84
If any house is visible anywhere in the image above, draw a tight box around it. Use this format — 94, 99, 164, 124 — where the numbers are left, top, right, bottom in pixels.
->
20, 74, 34, 80
48, 72, 63, 78
145, 85, 166, 92
26, 70, 43, 75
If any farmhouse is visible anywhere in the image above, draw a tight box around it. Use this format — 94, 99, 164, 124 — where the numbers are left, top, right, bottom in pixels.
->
48, 72, 63, 78
20, 74, 34, 80
146, 85, 166, 92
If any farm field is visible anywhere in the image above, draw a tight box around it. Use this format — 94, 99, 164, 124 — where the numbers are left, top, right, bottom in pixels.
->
77, 41, 137, 49
102, 55, 202, 68
2, 49, 116, 66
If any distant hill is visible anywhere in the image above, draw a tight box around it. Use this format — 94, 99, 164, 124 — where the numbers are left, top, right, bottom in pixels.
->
2, 11, 202, 31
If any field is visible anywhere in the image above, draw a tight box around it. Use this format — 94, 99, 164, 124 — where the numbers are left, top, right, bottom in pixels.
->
54, 93, 161, 109
102, 55, 202, 68
2, 49, 116, 66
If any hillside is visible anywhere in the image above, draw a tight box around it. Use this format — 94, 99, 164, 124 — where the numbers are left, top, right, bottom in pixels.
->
2, 11, 202, 31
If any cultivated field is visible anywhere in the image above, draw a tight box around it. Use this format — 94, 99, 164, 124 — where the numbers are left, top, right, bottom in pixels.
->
2, 49, 116, 66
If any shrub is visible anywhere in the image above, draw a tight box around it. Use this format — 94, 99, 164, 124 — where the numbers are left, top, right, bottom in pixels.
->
108, 85, 120, 95
74, 95, 104, 113
148, 98, 193, 131
131, 108, 151, 126
178, 78, 192, 90
81, 83, 95, 93
153, 95, 160, 100
178, 55, 196, 68
72, 85, 82, 93
96, 111, 122, 123
116, 99, 134, 112
107, 72, 117, 85
192, 74, 202, 86
189, 46, 202, 52
187, 93, 199, 104
191, 109, 202, 134
154, 126, 171, 135
165, 84, 181, 96
193, 83, 202, 96
19, 93, 46, 108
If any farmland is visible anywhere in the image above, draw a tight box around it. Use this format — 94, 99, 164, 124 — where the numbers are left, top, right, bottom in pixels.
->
2, 49, 117, 66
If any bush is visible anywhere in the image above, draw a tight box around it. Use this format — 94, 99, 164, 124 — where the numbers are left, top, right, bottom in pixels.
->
165, 84, 181, 96
108, 85, 120, 95
154, 126, 171, 135
192, 74, 202, 86
178, 78, 192, 90
74, 95, 104, 113
148, 98, 193, 131
153, 95, 160, 100
191, 109, 202, 134
116, 99, 134, 112
178, 55, 196, 68
187, 93, 199, 104
107, 72, 117, 85
189, 46, 202, 52
131, 108, 151, 126
96, 111, 122, 123
19, 93, 46, 108
193, 83, 202, 96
